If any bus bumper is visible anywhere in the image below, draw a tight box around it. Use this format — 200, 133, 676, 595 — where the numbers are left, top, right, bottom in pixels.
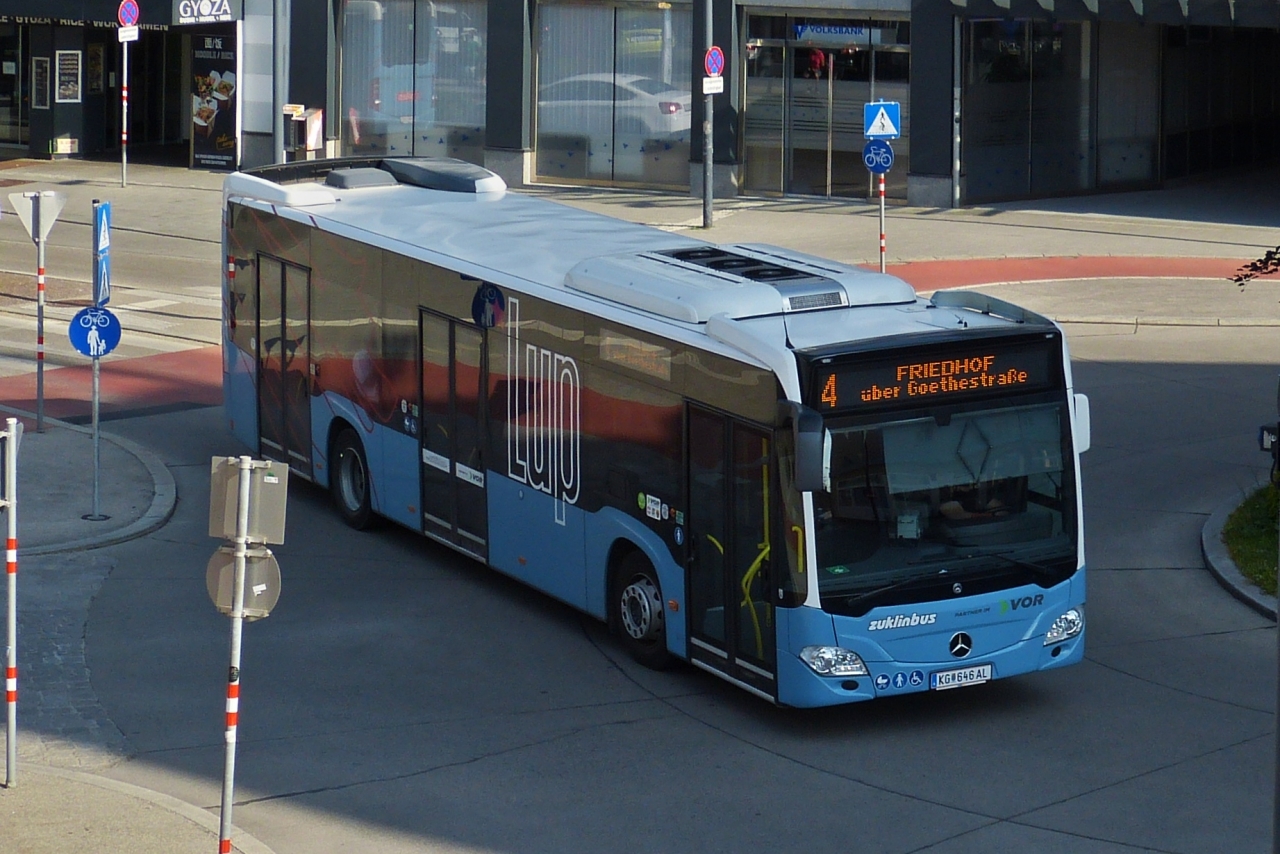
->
775, 597, 1085, 709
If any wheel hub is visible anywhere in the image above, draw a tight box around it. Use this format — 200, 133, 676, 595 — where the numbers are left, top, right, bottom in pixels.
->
339, 449, 366, 510
620, 576, 663, 642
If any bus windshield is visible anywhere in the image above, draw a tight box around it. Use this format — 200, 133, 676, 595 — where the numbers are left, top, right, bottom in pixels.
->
813, 401, 1076, 614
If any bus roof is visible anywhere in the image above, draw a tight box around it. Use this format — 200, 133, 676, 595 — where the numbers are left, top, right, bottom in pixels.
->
226, 159, 1053, 399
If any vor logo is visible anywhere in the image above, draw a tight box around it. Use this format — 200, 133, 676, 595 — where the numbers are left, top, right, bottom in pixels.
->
1000, 593, 1045, 614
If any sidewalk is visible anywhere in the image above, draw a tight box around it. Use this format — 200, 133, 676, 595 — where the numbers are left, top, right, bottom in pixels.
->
0, 410, 273, 854
0, 156, 1276, 854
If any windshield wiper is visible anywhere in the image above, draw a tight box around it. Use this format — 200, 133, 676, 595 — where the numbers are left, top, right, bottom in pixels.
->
964, 550, 1062, 581
843, 568, 951, 609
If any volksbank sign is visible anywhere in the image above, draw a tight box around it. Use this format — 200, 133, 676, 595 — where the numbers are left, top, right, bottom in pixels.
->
792, 23, 893, 47
174, 0, 241, 24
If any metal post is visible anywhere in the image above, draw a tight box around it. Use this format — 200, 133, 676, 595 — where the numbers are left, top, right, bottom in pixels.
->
83, 358, 107, 522
5, 417, 19, 787
952, 16, 961, 208
878, 172, 886, 274
217, 455, 252, 854
121, 40, 129, 188
1274, 377, 1280, 854
273, 0, 290, 164
825, 53, 834, 199
701, 0, 713, 229
34, 212, 44, 434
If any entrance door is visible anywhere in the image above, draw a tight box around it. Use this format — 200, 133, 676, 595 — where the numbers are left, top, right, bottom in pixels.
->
743, 17, 910, 199
257, 256, 313, 477
420, 311, 488, 556
0, 25, 26, 146
686, 406, 776, 697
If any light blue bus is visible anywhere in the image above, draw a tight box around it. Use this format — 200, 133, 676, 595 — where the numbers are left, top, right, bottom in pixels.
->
222, 156, 1089, 707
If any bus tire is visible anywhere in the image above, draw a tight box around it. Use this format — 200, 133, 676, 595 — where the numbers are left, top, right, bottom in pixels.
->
612, 551, 673, 670
331, 427, 374, 530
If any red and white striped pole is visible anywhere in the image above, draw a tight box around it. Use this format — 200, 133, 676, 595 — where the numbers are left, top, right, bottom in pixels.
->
121, 40, 129, 188
5, 417, 20, 787
217, 456, 253, 854
878, 172, 886, 274
34, 229, 44, 434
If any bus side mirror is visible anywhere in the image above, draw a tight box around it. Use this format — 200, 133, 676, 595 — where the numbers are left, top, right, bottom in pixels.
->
780, 402, 825, 493
1073, 393, 1091, 454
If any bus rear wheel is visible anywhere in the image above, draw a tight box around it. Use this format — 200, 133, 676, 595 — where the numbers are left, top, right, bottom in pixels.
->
612, 552, 672, 670
331, 427, 374, 530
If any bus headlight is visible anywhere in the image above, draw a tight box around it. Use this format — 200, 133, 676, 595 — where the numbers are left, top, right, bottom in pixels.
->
799, 646, 869, 677
1043, 608, 1084, 646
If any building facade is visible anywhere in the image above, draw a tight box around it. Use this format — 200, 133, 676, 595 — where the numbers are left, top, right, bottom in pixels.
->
10, 0, 1279, 206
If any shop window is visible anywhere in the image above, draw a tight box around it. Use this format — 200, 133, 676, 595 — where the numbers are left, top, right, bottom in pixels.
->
535, 1, 692, 188
339, 0, 487, 163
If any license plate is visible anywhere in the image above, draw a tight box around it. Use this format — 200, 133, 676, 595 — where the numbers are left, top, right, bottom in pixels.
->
930, 663, 992, 690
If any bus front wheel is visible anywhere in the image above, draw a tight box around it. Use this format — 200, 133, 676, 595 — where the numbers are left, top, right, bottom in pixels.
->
331, 427, 374, 530
612, 552, 673, 670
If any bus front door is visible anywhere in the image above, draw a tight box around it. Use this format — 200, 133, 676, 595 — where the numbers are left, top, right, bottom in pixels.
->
420, 311, 488, 557
256, 255, 313, 478
686, 407, 777, 699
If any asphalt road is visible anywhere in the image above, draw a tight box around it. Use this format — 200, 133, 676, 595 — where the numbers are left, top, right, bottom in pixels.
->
75, 317, 1277, 854
1, 159, 1275, 852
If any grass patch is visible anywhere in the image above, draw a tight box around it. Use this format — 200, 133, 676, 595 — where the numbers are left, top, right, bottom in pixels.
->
1221, 483, 1278, 596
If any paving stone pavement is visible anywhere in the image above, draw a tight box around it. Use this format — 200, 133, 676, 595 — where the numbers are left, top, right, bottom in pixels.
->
15, 551, 129, 770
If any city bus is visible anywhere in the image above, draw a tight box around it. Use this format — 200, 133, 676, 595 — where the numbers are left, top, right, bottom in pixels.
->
221, 156, 1089, 707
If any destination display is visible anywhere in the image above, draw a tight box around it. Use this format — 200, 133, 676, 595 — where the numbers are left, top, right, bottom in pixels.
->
813, 341, 1056, 412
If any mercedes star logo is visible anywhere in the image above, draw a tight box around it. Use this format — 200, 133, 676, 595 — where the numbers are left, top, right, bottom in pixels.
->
952, 582, 963, 595
949, 632, 973, 658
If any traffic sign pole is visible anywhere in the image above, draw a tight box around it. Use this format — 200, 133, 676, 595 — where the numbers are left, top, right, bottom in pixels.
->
702, 29, 715, 228
218, 456, 252, 854
118, 0, 138, 187
35, 220, 44, 433
4, 418, 18, 788
879, 173, 886, 274
84, 357, 107, 522
121, 40, 128, 188
863, 101, 900, 276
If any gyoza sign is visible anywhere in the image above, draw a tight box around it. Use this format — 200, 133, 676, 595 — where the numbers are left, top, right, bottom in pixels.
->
174, 0, 239, 24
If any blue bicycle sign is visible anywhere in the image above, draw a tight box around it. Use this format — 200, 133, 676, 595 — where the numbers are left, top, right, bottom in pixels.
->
863, 139, 894, 174
68, 307, 121, 358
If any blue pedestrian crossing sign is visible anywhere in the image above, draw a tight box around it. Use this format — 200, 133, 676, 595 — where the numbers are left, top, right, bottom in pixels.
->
863, 101, 901, 140
93, 201, 111, 306
69, 307, 121, 358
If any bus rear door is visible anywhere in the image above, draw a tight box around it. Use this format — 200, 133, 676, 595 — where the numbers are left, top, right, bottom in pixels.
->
420, 310, 489, 557
257, 255, 313, 477
686, 406, 777, 699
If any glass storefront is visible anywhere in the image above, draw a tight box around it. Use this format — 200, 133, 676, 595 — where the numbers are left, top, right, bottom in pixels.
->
339, 0, 488, 163
743, 15, 909, 199
535, 0, 693, 188
0, 24, 27, 147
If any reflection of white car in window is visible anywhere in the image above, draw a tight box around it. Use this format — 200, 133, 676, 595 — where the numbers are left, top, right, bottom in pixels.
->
537, 73, 692, 140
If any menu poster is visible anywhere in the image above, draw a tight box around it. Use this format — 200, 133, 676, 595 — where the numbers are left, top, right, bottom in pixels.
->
190, 34, 238, 170
55, 50, 81, 103
31, 56, 49, 109
87, 44, 104, 94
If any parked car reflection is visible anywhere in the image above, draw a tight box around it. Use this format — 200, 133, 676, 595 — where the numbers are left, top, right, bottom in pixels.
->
537, 73, 691, 140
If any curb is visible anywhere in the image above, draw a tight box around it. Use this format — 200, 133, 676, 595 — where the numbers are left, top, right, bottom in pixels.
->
0, 405, 177, 556
27, 764, 277, 854
1201, 491, 1277, 620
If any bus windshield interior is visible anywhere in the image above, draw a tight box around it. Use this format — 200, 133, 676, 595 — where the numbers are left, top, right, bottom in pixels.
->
813, 401, 1076, 614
